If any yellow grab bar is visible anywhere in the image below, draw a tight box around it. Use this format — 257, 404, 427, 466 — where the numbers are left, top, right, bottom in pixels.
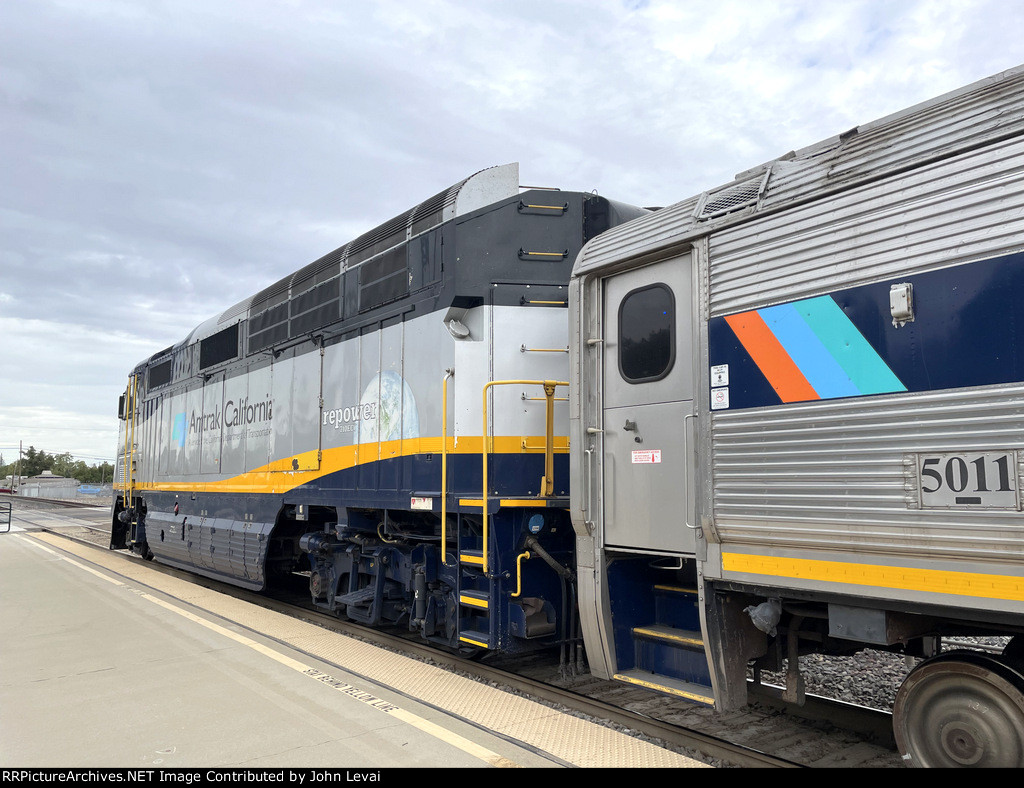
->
481, 380, 567, 574
512, 551, 531, 598
441, 369, 454, 564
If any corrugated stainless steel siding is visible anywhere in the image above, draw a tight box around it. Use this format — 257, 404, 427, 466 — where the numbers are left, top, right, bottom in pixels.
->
796, 67, 1024, 191
708, 130, 1024, 565
708, 135, 1024, 316
574, 66, 1024, 281
711, 385, 1024, 564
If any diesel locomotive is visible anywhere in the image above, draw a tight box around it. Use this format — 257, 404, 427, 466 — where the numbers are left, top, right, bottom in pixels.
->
112, 162, 648, 662
117, 66, 1024, 767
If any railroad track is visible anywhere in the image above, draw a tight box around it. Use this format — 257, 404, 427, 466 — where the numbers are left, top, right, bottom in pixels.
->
14, 504, 904, 768
0, 493, 109, 509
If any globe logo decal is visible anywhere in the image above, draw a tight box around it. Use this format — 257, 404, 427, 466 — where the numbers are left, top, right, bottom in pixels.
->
357, 371, 419, 443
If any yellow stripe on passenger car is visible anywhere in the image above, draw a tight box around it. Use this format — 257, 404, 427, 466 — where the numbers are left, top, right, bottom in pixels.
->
722, 552, 1024, 602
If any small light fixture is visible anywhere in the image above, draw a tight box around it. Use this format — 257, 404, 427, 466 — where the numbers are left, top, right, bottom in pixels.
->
445, 319, 471, 339
890, 282, 914, 328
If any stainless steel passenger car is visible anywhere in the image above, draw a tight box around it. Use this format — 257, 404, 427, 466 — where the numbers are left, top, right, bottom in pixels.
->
569, 66, 1024, 767
114, 163, 647, 657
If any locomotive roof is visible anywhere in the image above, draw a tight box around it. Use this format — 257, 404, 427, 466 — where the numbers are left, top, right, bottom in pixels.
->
179, 163, 522, 350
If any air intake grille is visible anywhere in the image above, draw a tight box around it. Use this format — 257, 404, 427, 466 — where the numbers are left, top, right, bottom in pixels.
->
695, 171, 769, 220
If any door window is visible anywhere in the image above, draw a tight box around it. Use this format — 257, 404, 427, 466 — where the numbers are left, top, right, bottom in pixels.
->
618, 283, 675, 383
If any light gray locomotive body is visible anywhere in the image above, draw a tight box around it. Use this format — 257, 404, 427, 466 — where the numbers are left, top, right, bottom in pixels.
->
570, 67, 1024, 767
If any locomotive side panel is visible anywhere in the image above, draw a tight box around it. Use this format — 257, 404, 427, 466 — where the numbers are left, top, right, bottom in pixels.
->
114, 171, 649, 656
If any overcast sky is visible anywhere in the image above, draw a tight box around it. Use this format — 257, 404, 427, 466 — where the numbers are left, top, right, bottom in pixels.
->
2, 0, 1023, 467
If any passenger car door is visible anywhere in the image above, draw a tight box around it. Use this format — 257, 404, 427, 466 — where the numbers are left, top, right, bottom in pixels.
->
601, 253, 696, 554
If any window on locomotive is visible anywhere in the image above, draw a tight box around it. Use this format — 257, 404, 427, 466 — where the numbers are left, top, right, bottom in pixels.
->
618, 283, 675, 383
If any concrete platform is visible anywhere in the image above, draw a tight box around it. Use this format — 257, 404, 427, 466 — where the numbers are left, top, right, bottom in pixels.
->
0, 529, 710, 769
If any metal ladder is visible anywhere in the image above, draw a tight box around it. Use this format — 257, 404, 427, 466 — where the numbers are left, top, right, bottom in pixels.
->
121, 374, 140, 545
452, 379, 567, 650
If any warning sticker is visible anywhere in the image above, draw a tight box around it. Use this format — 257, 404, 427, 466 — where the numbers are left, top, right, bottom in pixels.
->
631, 450, 662, 464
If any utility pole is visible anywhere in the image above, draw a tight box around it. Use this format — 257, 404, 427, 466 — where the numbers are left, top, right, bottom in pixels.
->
15, 440, 21, 494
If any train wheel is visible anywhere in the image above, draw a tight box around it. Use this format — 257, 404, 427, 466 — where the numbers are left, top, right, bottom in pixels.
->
893, 651, 1024, 767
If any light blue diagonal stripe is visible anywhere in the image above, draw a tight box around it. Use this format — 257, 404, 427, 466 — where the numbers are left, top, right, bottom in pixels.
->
758, 303, 860, 398
795, 296, 906, 395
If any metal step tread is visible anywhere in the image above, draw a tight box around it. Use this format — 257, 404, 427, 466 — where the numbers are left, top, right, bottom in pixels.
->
460, 589, 490, 609
653, 584, 699, 597
458, 629, 492, 648
613, 669, 715, 706
335, 585, 376, 606
632, 624, 704, 647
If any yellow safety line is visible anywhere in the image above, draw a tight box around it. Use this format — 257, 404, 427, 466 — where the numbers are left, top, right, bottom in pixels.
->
18, 534, 519, 768
17, 537, 126, 587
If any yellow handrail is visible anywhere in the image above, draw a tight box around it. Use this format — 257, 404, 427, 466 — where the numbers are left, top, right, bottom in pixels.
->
481, 379, 567, 574
122, 374, 138, 511
441, 369, 454, 564
512, 551, 531, 598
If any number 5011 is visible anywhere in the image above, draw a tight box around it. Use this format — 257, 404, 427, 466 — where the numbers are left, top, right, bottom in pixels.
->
917, 451, 1019, 509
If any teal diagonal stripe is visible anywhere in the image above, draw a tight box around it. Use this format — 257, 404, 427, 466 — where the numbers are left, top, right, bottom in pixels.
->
794, 296, 906, 395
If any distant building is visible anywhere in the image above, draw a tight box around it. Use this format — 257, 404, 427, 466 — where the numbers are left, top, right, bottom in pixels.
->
21, 471, 80, 500
1, 475, 26, 493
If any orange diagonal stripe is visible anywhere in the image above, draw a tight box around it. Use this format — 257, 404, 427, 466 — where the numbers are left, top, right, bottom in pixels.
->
725, 311, 819, 403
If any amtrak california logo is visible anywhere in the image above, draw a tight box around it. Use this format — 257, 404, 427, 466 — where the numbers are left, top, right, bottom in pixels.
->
172, 413, 187, 447
171, 396, 273, 447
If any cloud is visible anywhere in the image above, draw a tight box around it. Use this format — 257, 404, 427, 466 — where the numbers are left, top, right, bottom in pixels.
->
2, 0, 1023, 462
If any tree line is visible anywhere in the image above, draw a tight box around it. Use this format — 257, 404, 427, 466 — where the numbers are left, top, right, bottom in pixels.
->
0, 446, 115, 485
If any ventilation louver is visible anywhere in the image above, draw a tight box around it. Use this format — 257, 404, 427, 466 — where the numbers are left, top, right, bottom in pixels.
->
694, 171, 770, 220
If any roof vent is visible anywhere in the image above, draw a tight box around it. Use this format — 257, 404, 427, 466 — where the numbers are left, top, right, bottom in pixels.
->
694, 171, 770, 221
